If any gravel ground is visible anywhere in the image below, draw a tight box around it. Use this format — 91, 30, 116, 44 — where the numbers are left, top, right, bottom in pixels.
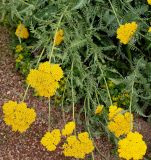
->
0, 26, 150, 160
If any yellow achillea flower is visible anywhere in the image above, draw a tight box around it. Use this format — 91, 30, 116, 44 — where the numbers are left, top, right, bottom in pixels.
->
63, 132, 94, 159
41, 129, 61, 151
108, 105, 123, 120
62, 121, 75, 136
147, 0, 151, 5
2, 101, 36, 133
108, 112, 133, 137
116, 22, 138, 44
38, 62, 63, 81
15, 45, 23, 53
15, 23, 29, 39
118, 132, 147, 160
95, 105, 104, 115
54, 29, 64, 46
27, 62, 63, 97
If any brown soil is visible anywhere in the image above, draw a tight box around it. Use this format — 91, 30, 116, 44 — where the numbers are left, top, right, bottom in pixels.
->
0, 26, 150, 160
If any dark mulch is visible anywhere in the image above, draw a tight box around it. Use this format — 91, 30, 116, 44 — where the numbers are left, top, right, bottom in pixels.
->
0, 26, 150, 160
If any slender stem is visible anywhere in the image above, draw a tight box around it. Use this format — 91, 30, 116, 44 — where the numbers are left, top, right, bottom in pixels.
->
108, 0, 120, 25
22, 84, 30, 102
48, 98, 51, 131
21, 48, 45, 102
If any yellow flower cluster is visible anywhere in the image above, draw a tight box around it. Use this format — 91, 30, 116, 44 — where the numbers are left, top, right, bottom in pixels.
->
27, 61, 63, 97
15, 23, 29, 39
15, 45, 23, 53
41, 129, 61, 151
112, 92, 129, 106
147, 0, 151, 5
118, 132, 147, 160
16, 54, 24, 63
40, 121, 94, 158
54, 29, 64, 46
148, 27, 151, 32
108, 105, 133, 137
95, 105, 104, 115
116, 22, 138, 44
63, 132, 94, 159
2, 101, 36, 133
108, 105, 123, 120
62, 121, 75, 136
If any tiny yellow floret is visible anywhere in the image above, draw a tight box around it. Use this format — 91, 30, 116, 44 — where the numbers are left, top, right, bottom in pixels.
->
16, 54, 24, 63
95, 105, 104, 115
116, 22, 138, 44
118, 132, 147, 160
54, 29, 64, 46
15, 45, 23, 53
15, 23, 29, 39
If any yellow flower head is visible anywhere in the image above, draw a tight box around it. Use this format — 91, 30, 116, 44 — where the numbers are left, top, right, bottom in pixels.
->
54, 29, 64, 46
15, 23, 29, 39
147, 0, 151, 5
41, 129, 61, 151
95, 105, 104, 115
15, 45, 23, 53
38, 62, 63, 81
27, 62, 63, 98
62, 121, 75, 136
108, 112, 133, 137
63, 132, 94, 159
118, 132, 147, 160
2, 101, 36, 133
108, 105, 123, 120
116, 22, 138, 44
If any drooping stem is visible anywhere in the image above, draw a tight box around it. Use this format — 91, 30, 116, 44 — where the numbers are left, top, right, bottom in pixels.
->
22, 84, 30, 102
